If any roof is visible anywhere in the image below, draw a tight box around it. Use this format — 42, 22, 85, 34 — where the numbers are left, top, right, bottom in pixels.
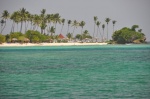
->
58, 34, 65, 39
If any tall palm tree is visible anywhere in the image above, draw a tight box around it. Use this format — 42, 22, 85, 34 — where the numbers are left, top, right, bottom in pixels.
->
24, 11, 30, 33
93, 16, 98, 39
105, 18, 111, 41
72, 20, 79, 37
79, 21, 85, 40
60, 18, 65, 33
19, 8, 27, 33
40, 9, 47, 34
96, 21, 102, 41
12, 11, 21, 32
53, 13, 61, 35
33, 14, 41, 30
1, 10, 10, 33
112, 20, 116, 33
67, 20, 72, 34
102, 24, 105, 42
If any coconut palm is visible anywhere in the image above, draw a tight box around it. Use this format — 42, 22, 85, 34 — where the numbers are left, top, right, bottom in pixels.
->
67, 20, 72, 34
48, 26, 55, 37
79, 21, 85, 40
46, 14, 53, 29
82, 30, 91, 39
24, 11, 30, 33
93, 16, 98, 39
79, 21, 85, 35
19, 8, 27, 33
66, 33, 72, 41
105, 18, 111, 41
112, 20, 116, 33
1, 10, 10, 33
33, 14, 41, 30
96, 21, 102, 41
40, 9, 47, 34
53, 13, 61, 35
72, 20, 79, 37
102, 24, 105, 42
10, 11, 18, 32
60, 18, 65, 33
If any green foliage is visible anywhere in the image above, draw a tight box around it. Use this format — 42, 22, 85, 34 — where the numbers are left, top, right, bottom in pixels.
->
25, 30, 49, 43
10, 32, 23, 39
0, 34, 6, 43
112, 26, 146, 44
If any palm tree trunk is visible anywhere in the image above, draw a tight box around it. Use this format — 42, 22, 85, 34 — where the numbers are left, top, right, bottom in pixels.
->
98, 27, 102, 42
93, 23, 95, 39
113, 25, 114, 33
1, 22, 6, 33
60, 24, 64, 33
72, 26, 75, 38
11, 21, 15, 33
20, 21, 23, 33
67, 25, 69, 34
107, 23, 108, 41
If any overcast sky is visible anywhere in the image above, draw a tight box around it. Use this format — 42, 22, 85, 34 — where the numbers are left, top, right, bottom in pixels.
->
0, 0, 150, 41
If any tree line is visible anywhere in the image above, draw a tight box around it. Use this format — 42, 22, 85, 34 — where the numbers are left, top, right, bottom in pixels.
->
0, 8, 146, 44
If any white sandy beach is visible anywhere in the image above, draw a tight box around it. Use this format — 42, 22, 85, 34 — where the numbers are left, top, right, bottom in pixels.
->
0, 43, 107, 47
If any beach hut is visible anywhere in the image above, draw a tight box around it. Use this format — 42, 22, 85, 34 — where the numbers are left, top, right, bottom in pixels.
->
12, 38, 18, 43
58, 34, 65, 39
24, 38, 30, 43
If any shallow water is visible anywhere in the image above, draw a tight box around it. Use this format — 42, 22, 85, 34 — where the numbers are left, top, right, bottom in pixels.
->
0, 44, 150, 98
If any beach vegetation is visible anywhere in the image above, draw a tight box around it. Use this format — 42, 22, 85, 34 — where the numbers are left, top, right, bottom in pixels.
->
0, 8, 147, 44
0, 34, 5, 43
112, 25, 146, 44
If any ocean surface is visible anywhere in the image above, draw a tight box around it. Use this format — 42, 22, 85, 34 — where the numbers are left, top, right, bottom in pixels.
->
0, 44, 150, 99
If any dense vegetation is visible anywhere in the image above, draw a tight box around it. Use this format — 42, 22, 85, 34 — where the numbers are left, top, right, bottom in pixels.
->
0, 8, 146, 44
111, 25, 146, 44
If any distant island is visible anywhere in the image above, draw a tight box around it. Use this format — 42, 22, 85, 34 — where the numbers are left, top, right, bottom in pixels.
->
0, 8, 146, 44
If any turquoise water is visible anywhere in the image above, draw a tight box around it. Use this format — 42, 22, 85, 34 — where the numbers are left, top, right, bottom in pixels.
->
0, 44, 150, 99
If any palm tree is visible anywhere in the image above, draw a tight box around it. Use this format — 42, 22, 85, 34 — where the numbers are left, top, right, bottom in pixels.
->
60, 18, 65, 33
79, 21, 85, 35
72, 20, 79, 37
102, 24, 105, 42
19, 8, 27, 33
0, 19, 5, 34
24, 11, 30, 33
93, 16, 98, 39
33, 14, 41, 30
96, 21, 102, 41
105, 18, 111, 41
67, 20, 72, 34
82, 30, 91, 40
1, 10, 10, 33
79, 21, 85, 40
53, 13, 61, 35
66, 33, 72, 41
48, 26, 55, 37
112, 20, 116, 33
40, 9, 47, 34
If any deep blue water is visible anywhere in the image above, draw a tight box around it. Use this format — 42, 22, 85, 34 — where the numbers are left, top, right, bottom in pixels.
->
0, 44, 150, 99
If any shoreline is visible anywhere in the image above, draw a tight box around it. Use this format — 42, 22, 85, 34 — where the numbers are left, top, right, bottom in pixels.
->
0, 43, 108, 47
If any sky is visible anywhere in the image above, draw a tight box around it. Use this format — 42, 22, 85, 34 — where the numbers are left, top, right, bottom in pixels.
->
0, 0, 150, 41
